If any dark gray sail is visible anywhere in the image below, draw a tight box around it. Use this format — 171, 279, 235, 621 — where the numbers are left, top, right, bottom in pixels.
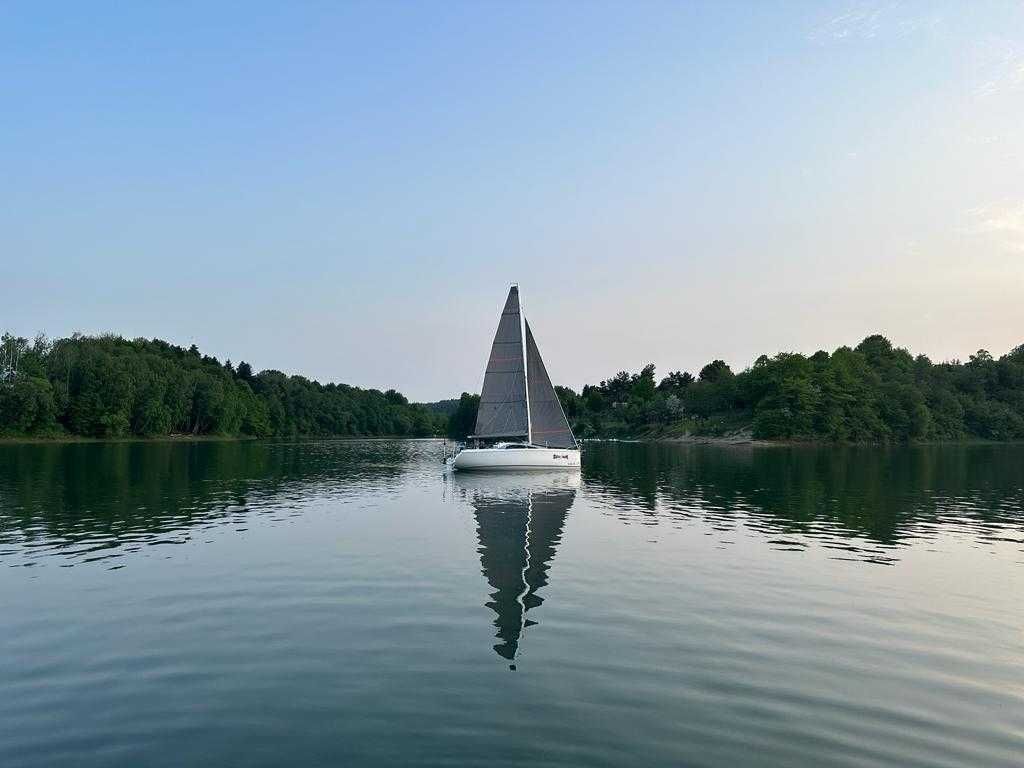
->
525, 320, 576, 448
472, 287, 529, 440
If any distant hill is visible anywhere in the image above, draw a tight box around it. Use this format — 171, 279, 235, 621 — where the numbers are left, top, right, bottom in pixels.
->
7, 330, 1024, 444
0, 332, 447, 439
420, 399, 460, 417
441, 335, 1024, 444
553, 335, 1024, 442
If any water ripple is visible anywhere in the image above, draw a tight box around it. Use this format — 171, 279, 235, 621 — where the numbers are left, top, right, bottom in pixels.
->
0, 440, 1022, 767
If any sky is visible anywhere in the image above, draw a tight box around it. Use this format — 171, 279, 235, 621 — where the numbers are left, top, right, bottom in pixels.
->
2, 1, 1023, 401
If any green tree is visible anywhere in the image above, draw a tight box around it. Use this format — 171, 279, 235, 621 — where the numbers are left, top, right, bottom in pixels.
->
447, 393, 480, 439
0, 376, 57, 434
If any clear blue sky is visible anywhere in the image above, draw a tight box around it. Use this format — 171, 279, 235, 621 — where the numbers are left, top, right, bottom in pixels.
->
3, 1, 1022, 400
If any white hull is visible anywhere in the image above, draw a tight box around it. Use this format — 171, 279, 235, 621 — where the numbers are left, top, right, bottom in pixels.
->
450, 447, 581, 471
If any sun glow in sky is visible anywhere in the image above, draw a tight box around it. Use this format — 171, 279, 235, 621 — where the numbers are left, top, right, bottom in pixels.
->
2, 1, 1023, 400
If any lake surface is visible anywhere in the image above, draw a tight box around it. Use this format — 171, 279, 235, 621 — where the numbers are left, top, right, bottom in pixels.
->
1, 440, 1022, 767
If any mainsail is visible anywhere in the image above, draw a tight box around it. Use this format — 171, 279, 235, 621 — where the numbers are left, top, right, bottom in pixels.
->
472, 286, 577, 448
472, 287, 529, 440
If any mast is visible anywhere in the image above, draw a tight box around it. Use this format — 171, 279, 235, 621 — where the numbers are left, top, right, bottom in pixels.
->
511, 489, 534, 667
519, 284, 532, 445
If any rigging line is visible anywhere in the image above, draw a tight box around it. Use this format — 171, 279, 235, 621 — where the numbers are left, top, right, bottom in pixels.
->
520, 288, 532, 445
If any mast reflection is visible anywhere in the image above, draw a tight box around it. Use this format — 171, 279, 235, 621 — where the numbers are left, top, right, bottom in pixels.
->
450, 472, 578, 669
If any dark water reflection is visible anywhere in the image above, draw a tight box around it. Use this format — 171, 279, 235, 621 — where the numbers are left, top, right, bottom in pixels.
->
0, 440, 419, 567
585, 442, 1024, 560
0, 440, 1022, 767
451, 474, 577, 665
4, 440, 1021, 568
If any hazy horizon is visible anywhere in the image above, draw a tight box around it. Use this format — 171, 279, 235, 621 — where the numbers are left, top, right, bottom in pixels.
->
3, 1, 1022, 400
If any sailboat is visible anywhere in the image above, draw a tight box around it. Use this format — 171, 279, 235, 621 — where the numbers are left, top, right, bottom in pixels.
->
450, 285, 581, 471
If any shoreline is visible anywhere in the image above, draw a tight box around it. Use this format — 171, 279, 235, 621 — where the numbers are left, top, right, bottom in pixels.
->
3, 434, 1019, 447
584, 434, 1022, 447
583, 434, 778, 447
0, 434, 446, 445
0, 434, 260, 445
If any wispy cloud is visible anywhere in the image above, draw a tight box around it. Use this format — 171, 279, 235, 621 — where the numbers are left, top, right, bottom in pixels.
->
810, 3, 883, 42
973, 36, 1024, 97
964, 202, 1024, 254
808, 1, 942, 45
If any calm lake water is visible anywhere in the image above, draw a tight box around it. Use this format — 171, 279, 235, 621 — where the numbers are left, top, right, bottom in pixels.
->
1, 440, 1022, 767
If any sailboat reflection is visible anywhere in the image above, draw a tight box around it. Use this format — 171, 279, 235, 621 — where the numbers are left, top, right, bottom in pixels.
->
449, 472, 579, 669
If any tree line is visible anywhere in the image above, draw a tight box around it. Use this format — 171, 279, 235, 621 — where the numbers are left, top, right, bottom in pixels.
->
0, 333, 445, 439
5, 331, 1023, 443
446, 335, 1024, 442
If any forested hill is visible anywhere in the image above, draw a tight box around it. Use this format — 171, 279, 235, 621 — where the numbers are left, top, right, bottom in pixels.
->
447, 335, 1024, 443
5, 332, 1023, 443
0, 333, 445, 439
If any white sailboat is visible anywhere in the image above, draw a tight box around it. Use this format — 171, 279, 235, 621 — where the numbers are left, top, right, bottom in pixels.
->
450, 286, 581, 471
